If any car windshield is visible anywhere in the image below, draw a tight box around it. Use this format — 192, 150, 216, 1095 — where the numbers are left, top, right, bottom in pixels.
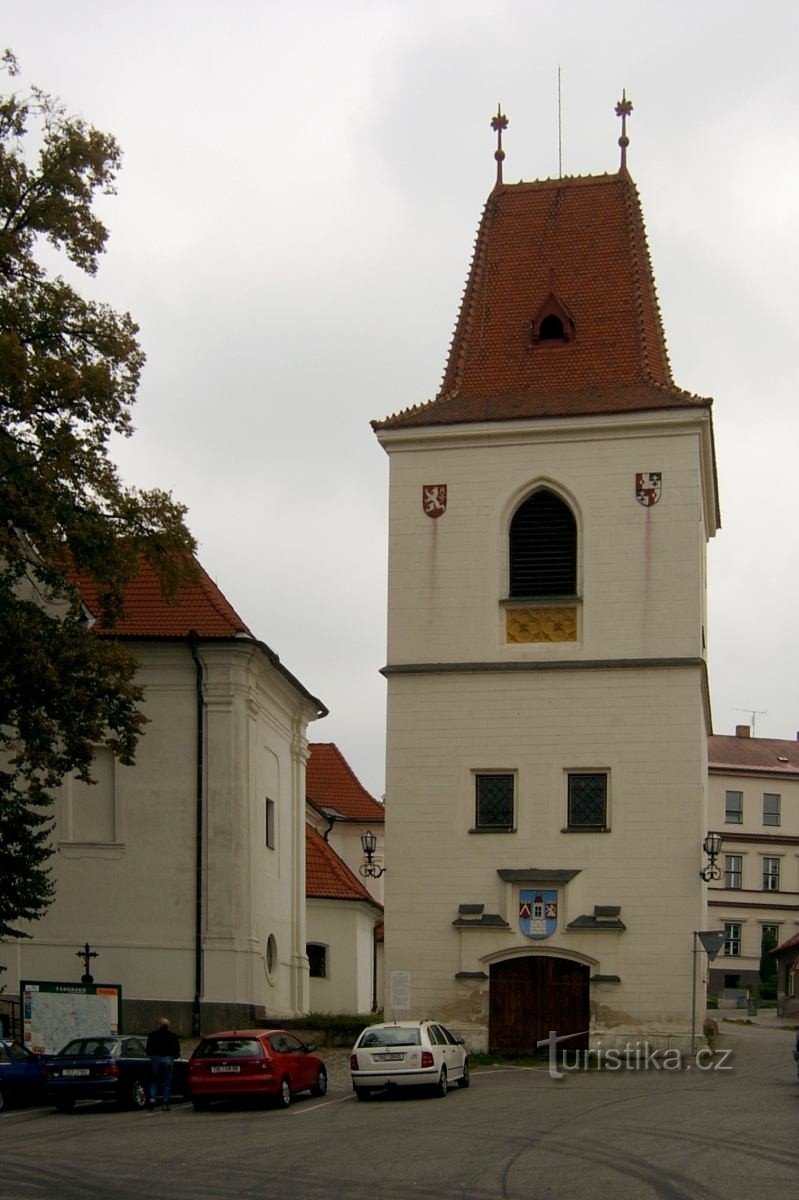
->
359, 1027, 422, 1048
58, 1038, 121, 1057
195, 1038, 263, 1058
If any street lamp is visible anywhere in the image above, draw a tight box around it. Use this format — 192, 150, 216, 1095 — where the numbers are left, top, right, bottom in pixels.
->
359, 830, 385, 879
699, 831, 723, 881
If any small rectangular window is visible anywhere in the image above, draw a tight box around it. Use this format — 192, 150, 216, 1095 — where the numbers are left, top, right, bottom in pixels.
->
567, 773, 608, 830
307, 943, 327, 978
723, 922, 741, 957
724, 791, 743, 824
266, 798, 275, 849
762, 857, 780, 892
474, 774, 514, 831
763, 794, 781, 827
724, 855, 742, 889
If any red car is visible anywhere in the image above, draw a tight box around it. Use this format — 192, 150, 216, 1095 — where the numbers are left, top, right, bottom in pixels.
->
188, 1029, 327, 1110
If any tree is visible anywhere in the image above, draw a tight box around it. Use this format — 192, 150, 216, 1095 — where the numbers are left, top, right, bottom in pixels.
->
0, 52, 195, 950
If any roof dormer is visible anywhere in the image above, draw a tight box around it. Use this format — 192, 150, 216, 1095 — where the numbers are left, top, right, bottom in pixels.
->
530, 291, 575, 345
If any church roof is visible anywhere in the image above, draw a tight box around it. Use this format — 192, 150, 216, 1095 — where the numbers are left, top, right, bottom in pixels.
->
305, 825, 381, 905
76, 555, 253, 639
373, 171, 712, 431
306, 742, 384, 822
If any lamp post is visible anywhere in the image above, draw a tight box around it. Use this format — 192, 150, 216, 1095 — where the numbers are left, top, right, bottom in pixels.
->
699, 831, 723, 882
358, 830, 385, 879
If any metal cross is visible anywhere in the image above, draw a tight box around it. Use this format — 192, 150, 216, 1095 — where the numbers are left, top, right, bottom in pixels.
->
76, 942, 98, 984
615, 90, 633, 171
490, 105, 508, 186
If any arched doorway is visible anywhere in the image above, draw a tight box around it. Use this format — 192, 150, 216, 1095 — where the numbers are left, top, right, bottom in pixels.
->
489, 956, 590, 1054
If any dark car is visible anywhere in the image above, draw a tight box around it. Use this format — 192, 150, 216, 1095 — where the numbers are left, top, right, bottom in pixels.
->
188, 1029, 327, 1110
44, 1035, 187, 1112
0, 1039, 46, 1111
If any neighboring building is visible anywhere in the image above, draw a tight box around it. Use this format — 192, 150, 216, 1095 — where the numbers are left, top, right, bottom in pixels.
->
4, 556, 326, 1036
305, 826, 383, 1014
373, 107, 720, 1052
706, 725, 799, 997
305, 743, 385, 1013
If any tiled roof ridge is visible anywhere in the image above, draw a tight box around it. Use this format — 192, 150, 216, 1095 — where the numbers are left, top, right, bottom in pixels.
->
439, 194, 494, 400
619, 172, 673, 387
193, 559, 254, 637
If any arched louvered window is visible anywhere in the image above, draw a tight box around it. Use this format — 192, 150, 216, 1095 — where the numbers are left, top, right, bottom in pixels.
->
509, 490, 576, 597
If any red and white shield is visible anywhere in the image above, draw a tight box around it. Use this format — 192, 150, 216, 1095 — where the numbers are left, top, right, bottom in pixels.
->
635, 472, 662, 507
422, 484, 447, 518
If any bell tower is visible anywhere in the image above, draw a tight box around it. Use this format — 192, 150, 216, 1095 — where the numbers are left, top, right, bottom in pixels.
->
373, 102, 719, 1052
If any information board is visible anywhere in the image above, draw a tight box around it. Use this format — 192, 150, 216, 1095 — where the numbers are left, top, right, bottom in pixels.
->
21, 980, 123, 1055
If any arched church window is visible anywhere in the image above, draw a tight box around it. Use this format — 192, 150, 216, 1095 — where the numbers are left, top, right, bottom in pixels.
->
509, 490, 576, 597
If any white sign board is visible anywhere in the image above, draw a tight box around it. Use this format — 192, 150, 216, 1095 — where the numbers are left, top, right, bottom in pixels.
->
22, 981, 122, 1055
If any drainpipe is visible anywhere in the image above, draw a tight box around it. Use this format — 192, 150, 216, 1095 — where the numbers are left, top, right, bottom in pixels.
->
189, 631, 204, 1037
372, 921, 378, 1013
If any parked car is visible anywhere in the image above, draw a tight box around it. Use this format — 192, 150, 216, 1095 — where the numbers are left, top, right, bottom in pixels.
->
0, 1039, 46, 1111
188, 1029, 327, 1110
44, 1035, 188, 1112
350, 1020, 470, 1100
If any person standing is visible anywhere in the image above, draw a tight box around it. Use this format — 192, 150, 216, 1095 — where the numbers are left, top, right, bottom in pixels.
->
146, 1017, 181, 1110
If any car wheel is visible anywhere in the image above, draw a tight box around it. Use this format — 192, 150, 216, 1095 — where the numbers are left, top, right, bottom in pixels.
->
310, 1067, 327, 1097
434, 1066, 448, 1097
192, 1097, 211, 1111
126, 1079, 148, 1109
55, 1097, 75, 1113
354, 1086, 371, 1101
0, 1086, 5, 1113
275, 1077, 291, 1108
457, 1058, 470, 1088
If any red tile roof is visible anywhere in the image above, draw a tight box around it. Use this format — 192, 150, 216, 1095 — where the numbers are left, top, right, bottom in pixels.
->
373, 172, 712, 431
772, 930, 799, 955
307, 743, 385, 823
77, 555, 253, 639
708, 735, 799, 776
305, 825, 381, 905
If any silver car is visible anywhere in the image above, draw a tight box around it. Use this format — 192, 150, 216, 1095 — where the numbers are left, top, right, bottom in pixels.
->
350, 1020, 470, 1100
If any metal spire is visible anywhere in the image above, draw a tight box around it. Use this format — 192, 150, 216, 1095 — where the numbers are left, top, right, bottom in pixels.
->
490, 105, 508, 186
615, 90, 633, 172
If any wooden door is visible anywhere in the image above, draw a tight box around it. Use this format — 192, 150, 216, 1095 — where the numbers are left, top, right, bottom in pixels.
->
489, 956, 589, 1055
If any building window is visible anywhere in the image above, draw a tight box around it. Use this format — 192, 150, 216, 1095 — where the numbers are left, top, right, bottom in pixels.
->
567, 773, 608, 830
724, 791, 743, 824
723, 923, 741, 957
307, 943, 327, 978
762, 858, 780, 891
266, 797, 275, 848
509, 490, 577, 598
763, 793, 781, 827
724, 855, 742, 889
474, 774, 515, 831
266, 934, 278, 980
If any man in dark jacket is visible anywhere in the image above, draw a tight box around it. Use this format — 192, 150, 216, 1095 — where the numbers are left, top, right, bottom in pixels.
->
146, 1017, 181, 1110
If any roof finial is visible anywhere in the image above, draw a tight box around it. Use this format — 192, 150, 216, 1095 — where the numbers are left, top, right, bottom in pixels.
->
615, 90, 633, 172
490, 105, 508, 186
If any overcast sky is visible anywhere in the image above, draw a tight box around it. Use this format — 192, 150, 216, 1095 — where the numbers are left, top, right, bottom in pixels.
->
6, 1, 798, 798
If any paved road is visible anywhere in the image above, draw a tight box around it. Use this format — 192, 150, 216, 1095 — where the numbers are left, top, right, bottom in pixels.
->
3, 1019, 798, 1200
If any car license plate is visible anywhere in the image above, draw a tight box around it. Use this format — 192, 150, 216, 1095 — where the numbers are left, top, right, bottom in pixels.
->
63, 1068, 90, 1076
377, 1053, 404, 1061
211, 1064, 240, 1073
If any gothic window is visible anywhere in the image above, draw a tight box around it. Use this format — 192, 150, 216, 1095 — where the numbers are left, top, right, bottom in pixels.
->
509, 490, 576, 597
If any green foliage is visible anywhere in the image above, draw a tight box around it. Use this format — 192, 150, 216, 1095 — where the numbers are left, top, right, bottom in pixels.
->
760, 927, 778, 986
0, 51, 195, 944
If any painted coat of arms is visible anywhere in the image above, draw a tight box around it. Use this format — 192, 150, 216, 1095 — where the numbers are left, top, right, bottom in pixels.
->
519, 890, 558, 940
635, 472, 662, 507
422, 484, 447, 518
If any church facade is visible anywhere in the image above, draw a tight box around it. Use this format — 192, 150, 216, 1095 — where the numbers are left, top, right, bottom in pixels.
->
373, 106, 720, 1052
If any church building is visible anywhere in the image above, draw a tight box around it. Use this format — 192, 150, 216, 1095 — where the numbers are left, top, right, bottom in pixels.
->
372, 101, 720, 1052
